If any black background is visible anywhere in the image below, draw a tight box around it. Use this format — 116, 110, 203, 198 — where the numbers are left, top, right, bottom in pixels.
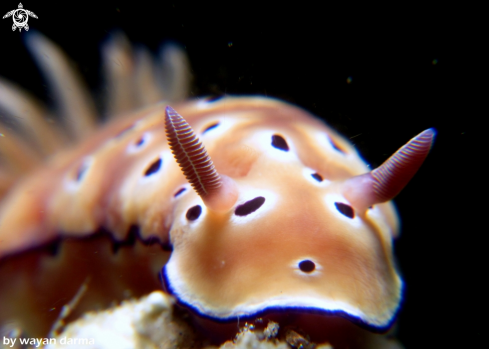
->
0, 2, 481, 347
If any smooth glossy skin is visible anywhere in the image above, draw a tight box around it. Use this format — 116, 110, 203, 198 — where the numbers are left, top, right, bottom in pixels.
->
160, 102, 433, 333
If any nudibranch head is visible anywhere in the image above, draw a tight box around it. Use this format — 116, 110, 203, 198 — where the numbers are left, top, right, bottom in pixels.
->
161, 102, 435, 336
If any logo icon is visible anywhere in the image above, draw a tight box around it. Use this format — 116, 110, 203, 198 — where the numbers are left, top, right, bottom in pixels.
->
3, 3, 38, 32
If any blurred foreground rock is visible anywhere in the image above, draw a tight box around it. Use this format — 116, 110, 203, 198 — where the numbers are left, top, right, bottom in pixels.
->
43, 291, 328, 349
45, 291, 196, 349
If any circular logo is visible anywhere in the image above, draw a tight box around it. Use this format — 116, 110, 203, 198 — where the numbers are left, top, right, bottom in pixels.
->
12, 9, 28, 27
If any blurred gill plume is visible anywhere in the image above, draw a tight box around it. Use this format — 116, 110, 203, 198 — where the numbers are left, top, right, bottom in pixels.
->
0, 31, 191, 198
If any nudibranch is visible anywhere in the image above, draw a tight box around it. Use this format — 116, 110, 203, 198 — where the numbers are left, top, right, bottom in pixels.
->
0, 32, 434, 347
160, 104, 434, 339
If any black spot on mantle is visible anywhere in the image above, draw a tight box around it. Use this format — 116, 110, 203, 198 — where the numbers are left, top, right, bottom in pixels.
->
235, 197, 266, 216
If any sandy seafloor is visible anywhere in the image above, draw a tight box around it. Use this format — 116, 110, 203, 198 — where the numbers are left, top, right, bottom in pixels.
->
0, 2, 482, 348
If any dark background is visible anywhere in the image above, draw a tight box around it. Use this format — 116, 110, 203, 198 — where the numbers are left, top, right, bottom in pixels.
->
1, 2, 481, 347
